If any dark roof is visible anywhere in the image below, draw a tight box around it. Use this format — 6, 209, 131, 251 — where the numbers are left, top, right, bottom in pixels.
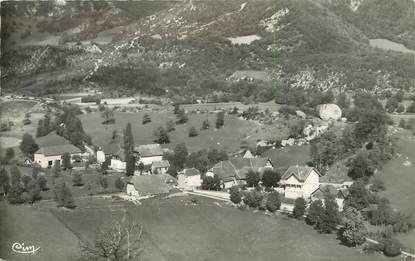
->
183, 168, 201, 177
35, 132, 81, 156
103, 142, 123, 156
135, 144, 163, 157
210, 157, 272, 182
281, 166, 321, 182
152, 160, 170, 168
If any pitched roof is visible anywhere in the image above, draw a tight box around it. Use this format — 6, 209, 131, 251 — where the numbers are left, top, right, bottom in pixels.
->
210, 157, 271, 182
35, 132, 81, 156
281, 166, 321, 182
103, 141, 123, 156
152, 160, 170, 168
183, 168, 201, 177
129, 174, 175, 196
243, 150, 254, 158
135, 144, 163, 157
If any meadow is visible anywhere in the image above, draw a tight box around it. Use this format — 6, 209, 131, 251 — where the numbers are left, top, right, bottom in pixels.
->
79, 111, 259, 153
52, 196, 390, 261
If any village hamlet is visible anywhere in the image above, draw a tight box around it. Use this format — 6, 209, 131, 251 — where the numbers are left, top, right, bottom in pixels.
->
1, 0, 415, 261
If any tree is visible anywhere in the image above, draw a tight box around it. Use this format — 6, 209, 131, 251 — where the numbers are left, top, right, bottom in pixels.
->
32, 164, 41, 180
201, 175, 221, 191
407, 102, 415, 113
62, 152, 72, 170
142, 114, 151, 124
153, 126, 170, 144
245, 170, 260, 187
354, 110, 388, 144
166, 120, 176, 132
172, 143, 188, 170
176, 108, 188, 124
383, 238, 402, 257
7, 184, 24, 204
243, 190, 263, 208
385, 96, 399, 113
173, 104, 180, 114
345, 180, 370, 210
201, 119, 210, 130
10, 165, 21, 187
54, 182, 76, 208
306, 200, 324, 225
0, 168, 10, 195
396, 104, 405, 113
72, 172, 83, 186
370, 178, 386, 192
20, 133, 38, 156
5, 148, 15, 162
80, 219, 143, 261
22, 175, 32, 190
37, 175, 48, 191
69, 132, 84, 148
101, 107, 115, 124
316, 192, 340, 233
348, 152, 374, 180
215, 111, 225, 128
293, 197, 306, 219
310, 130, 341, 171
52, 161, 62, 185
115, 177, 125, 191
266, 191, 281, 212
339, 207, 367, 246
124, 123, 135, 176
230, 186, 242, 204
188, 126, 198, 137
261, 169, 280, 188
26, 179, 41, 204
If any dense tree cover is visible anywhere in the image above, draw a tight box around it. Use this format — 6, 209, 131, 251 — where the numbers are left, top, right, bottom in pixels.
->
123, 123, 135, 176
243, 190, 263, 208
266, 191, 281, 212
293, 197, 306, 219
347, 152, 375, 180
245, 170, 260, 187
345, 180, 370, 210
315, 192, 340, 233
261, 169, 280, 188
185, 148, 228, 174
55, 105, 89, 148
339, 207, 367, 246
306, 200, 324, 225
310, 130, 342, 171
19, 133, 39, 156
201, 174, 221, 191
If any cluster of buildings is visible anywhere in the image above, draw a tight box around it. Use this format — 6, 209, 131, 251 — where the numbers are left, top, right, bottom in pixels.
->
32, 132, 350, 210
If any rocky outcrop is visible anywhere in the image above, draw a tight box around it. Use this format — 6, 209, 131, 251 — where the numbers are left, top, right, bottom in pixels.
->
318, 104, 342, 121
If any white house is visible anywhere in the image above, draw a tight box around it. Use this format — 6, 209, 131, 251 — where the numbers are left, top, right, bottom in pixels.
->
151, 160, 170, 174
178, 168, 202, 191
34, 132, 83, 168
135, 144, 164, 166
98, 141, 126, 171
280, 165, 321, 199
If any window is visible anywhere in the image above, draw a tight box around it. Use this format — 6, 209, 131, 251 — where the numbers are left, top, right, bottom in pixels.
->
48, 161, 53, 166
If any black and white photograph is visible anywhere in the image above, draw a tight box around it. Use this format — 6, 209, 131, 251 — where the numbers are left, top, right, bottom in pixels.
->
0, 0, 415, 260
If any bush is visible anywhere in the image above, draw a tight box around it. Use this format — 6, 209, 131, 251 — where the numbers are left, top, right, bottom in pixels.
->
98, 176, 108, 190
188, 126, 198, 137
142, 114, 151, 124
306, 200, 324, 225
245, 170, 260, 187
383, 238, 402, 257
37, 175, 48, 190
407, 102, 415, 113
266, 191, 281, 212
243, 190, 263, 208
230, 187, 242, 204
293, 197, 306, 219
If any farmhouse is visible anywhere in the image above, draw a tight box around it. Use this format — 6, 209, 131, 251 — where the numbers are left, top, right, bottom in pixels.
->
97, 141, 126, 170
280, 165, 321, 200
207, 157, 273, 189
135, 144, 164, 166
34, 132, 82, 168
126, 174, 176, 197
151, 160, 170, 174
178, 168, 202, 190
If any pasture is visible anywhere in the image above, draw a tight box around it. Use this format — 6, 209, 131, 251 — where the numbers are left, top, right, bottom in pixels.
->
79, 111, 259, 152
52, 196, 390, 261
378, 130, 415, 247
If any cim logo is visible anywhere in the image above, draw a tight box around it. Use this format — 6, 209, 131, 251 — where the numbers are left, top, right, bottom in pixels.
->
11, 242, 40, 254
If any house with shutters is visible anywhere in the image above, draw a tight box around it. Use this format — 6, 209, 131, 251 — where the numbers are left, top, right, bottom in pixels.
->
280, 165, 321, 200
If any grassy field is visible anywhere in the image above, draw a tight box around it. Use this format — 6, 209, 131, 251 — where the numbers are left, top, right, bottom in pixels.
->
0, 100, 37, 119
80, 111, 259, 152
378, 130, 415, 247
48, 196, 392, 261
